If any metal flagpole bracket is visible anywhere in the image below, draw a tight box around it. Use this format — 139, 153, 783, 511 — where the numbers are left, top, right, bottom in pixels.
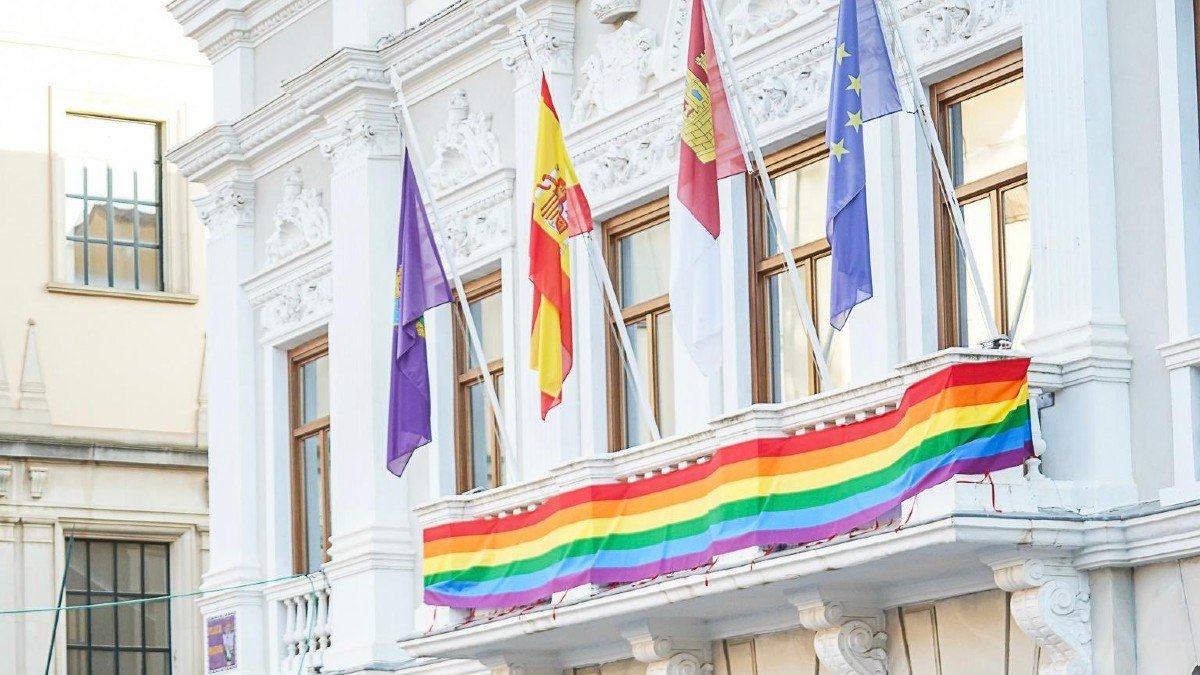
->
512, 8, 663, 443
390, 69, 522, 484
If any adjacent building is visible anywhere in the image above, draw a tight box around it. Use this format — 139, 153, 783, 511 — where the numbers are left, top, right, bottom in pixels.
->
0, 1, 212, 672
168, 0, 1200, 673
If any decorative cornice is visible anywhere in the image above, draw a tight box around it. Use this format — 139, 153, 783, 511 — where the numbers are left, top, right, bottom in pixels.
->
436, 167, 516, 271
171, 0, 327, 60
244, 242, 333, 341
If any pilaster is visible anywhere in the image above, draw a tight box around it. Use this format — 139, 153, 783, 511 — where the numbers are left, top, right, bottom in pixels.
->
194, 178, 267, 675
316, 105, 415, 671
991, 555, 1093, 675
1020, 0, 1135, 507
794, 600, 888, 675
211, 44, 255, 123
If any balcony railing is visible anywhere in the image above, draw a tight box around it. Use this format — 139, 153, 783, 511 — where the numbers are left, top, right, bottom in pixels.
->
265, 574, 332, 674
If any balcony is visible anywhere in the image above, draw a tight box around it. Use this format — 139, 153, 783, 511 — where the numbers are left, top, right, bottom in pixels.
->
400, 349, 1108, 665
265, 574, 332, 674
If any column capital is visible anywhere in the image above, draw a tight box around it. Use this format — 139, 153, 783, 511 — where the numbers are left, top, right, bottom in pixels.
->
793, 599, 887, 675
988, 555, 1093, 675
493, 2, 575, 88
195, 181, 256, 238
316, 106, 403, 171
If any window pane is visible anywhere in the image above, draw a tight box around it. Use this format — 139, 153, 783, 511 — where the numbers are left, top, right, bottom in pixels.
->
66, 197, 87, 238
654, 312, 675, 438
87, 243, 110, 287
766, 270, 815, 402
112, 206, 136, 243
87, 203, 109, 239
67, 545, 89, 591
113, 245, 136, 290
958, 197, 997, 346
466, 382, 493, 490
112, 164, 138, 202
136, 166, 158, 203
467, 291, 504, 368
90, 542, 114, 593
83, 161, 109, 200
949, 78, 1026, 185
301, 434, 325, 572
772, 157, 829, 254
116, 544, 141, 593
65, 157, 86, 196
138, 248, 162, 291
144, 600, 170, 648
145, 652, 168, 675
137, 205, 160, 244
1002, 184, 1032, 345
119, 651, 145, 675
91, 607, 116, 646
68, 648, 88, 675
143, 545, 168, 596
622, 320, 653, 448
618, 222, 671, 307
67, 593, 89, 644
814, 255, 852, 388
117, 598, 143, 646
91, 650, 116, 675
300, 355, 330, 423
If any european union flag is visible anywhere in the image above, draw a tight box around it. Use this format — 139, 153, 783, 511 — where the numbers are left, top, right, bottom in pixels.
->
826, 0, 902, 329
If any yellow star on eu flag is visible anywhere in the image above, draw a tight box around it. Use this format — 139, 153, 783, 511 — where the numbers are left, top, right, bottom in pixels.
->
836, 42, 851, 65
845, 110, 863, 132
847, 75, 862, 94
830, 139, 849, 161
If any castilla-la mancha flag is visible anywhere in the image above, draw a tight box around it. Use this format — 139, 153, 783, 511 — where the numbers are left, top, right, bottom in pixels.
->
529, 74, 593, 419
672, 0, 747, 376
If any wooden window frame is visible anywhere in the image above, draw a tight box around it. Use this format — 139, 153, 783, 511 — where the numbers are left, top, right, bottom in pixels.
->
748, 137, 831, 403
453, 271, 504, 494
930, 50, 1026, 348
604, 197, 672, 452
288, 335, 331, 574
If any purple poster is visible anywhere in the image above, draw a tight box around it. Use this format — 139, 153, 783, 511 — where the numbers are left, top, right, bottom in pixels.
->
206, 613, 237, 672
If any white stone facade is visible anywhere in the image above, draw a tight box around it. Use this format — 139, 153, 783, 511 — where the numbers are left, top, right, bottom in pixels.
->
168, 0, 1200, 673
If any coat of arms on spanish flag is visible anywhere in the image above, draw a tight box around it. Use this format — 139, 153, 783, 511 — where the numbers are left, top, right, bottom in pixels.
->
529, 75, 593, 419
671, 0, 747, 376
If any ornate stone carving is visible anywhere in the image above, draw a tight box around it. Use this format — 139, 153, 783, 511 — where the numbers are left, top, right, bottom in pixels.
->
197, 184, 254, 236
742, 49, 829, 127
426, 90, 503, 193
317, 113, 401, 169
28, 467, 48, 499
264, 168, 330, 266
577, 117, 679, 195
621, 621, 712, 675
993, 557, 1092, 675
0, 465, 11, 499
572, 21, 659, 127
496, 15, 574, 87
902, 0, 1019, 55
725, 0, 820, 45
259, 267, 333, 338
796, 601, 888, 675
591, 0, 640, 24
646, 653, 710, 675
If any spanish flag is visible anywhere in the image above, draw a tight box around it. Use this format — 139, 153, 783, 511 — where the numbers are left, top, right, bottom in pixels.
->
529, 75, 593, 419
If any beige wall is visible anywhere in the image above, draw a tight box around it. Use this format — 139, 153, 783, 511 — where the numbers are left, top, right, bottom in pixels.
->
0, 0, 211, 441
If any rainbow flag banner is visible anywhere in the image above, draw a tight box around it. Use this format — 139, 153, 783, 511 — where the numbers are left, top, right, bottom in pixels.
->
423, 358, 1033, 609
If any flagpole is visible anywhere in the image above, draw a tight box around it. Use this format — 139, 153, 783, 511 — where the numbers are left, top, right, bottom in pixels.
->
875, 0, 1006, 347
698, 0, 833, 390
513, 8, 663, 443
390, 73, 521, 484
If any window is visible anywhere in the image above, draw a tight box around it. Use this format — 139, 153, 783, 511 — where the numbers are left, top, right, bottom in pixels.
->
607, 200, 675, 450
289, 336, 331, 574
932, 52, 1029, 348
749, 140, 851, 403
62, 113, 164, 291
455, 272, 504, 493
66, 540, 171, 675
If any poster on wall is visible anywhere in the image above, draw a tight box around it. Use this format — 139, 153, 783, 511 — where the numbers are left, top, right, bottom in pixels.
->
206, 612, 237, 673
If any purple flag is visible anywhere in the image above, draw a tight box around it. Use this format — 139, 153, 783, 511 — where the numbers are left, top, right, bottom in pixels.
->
387, 155, 452, 477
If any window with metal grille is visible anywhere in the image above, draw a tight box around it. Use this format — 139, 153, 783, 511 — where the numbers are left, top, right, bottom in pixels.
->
63, 113, 164, 291
65, 540, 172, 675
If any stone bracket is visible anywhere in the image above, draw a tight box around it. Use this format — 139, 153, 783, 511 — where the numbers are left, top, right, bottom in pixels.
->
991, 556, 1093, 675
794, 600, 888, 675
619, 619, 713, 675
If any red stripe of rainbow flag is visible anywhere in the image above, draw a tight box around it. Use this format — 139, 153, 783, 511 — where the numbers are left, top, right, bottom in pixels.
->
424, 358, 1032, 609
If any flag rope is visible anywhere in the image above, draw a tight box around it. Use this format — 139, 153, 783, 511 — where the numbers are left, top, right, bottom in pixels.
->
390, 76, 521, 484
513, 7, 662, 444
699, 0, 834, 390
876, 0, 1007, 346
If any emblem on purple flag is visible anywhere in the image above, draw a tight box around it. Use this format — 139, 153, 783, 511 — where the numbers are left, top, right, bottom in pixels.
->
825, 0, 902, 330
387, 155, 452, 477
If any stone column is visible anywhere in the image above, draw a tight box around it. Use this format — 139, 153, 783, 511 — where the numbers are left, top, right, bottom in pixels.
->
317, 105, 414, 672
1155, 0, 1200, 505
1021, 0, 1136, 506
194, 181, 268, 674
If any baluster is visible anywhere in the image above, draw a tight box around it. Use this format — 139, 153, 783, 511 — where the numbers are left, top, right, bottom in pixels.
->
1025, 388, 1049, 481
280, 597, 297, 673
316, 587, 332, 650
